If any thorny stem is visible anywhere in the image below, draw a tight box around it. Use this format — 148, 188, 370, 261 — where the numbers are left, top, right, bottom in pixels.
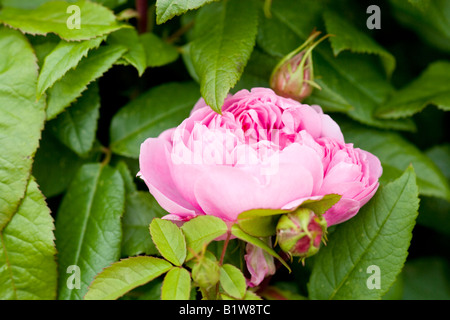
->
214, 231, 231, 299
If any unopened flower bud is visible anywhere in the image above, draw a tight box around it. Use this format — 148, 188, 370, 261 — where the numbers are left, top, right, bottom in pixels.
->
270, 30, 330, 102
191, 255, 220, 289
276, 208, 327, 261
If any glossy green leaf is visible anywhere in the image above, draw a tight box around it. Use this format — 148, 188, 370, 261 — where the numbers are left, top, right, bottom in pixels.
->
180, 215, 228, 260
161, 267, 191, 300
84, 256, 172, 300
140, 32, 179, 67
37, 37, 104, 98
340, 121, 450, 201
108, 28, 147, 76
0, 0, 125, 41
46, 43, 127, 120
401, 257, 450, 300
55, 163, 125, 300
150, 218, 186, 266
257, 0, 414, 131
0, 178, 57, 300
308, 167, 419, 299
237, 208, 291, 238
190, 0, 258, 113
236, 195, 341, 237
231, 225, 291, 272
219, 264, 246, 299
0, 27, 46, 230
32, 131, 101, 198
377, 61, 450, 119
122, 191, 166, 257
389, 0, 450, 53
48, 83, 100, 156
110, 82, 200, 158
323, 11, 396, 77
156, 0, 217, 24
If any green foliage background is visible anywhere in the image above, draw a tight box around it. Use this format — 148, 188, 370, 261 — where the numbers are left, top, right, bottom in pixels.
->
0, 0, 449, 300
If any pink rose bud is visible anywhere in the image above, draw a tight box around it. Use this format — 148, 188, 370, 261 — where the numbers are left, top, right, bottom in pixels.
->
276, 208, 327, 261
244, 238, 276, 287
270, 30, 330, 102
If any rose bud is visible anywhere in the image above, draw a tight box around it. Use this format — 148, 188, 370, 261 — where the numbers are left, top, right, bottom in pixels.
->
276, 208, 327, 261
191, 255, 220, 289
270, 30, 330, 102
244, 238, 276, 287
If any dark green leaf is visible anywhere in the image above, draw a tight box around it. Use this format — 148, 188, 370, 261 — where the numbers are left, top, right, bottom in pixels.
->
84, 256, 172, 300
140, 32, 179, 68
323, 11, 396, 77
156, 0, 217, 24
308, 167, 419, 299
48, 83, 100, 156
110, 82, 200, 158
122, 191, 166, 257
32, 131, 101, 198
377, 61, 450, 119
37, 37, 104, 98
190, 0, 258, 113
46, 43, 127, 120
108, 28, 147, 76
340, 121, 450, 201
55, 163, 125, 300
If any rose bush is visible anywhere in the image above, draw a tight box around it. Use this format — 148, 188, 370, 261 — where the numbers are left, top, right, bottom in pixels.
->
139, 87, 382, 227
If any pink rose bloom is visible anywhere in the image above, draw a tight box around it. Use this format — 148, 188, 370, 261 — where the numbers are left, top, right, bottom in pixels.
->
139, 87, 382, 286
139, 88, 380, 225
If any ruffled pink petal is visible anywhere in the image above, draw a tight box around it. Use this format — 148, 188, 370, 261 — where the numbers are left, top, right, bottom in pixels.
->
139, 138, 197, 216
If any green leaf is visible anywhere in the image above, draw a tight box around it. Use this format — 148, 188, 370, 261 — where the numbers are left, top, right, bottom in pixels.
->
161, 267, 192, 300
190, 0, 258, 113
237, 208, 291, 238
308, 167, 419, 300
122, 191, 166, 257
156, 0, 217, 24
257, 0, 414, 131
180, 215, 228, 260
37, 37, 104, 98
340, 120, 450, 201
219, 264, 246, 299
55, 163, 125, 300
0, 27, 46, 230
0, 178, 57, 300
84, 256, 172, 300
107, 28, 147, 76
231, 225, 291, 272
32, 131, 101, 198
236, 195, 341, 237
110, 82, 200, 158
389, 0, 450, 53
0, 0, 125, 41
323, 11, 396, 77
48, 83, 100, 156
401, 257, 450, 300
150, 218, 186, 266
140, 32, 179, 68
115, 161, 137, 195
377, 61, 450, 119
46, 43, 127, 120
